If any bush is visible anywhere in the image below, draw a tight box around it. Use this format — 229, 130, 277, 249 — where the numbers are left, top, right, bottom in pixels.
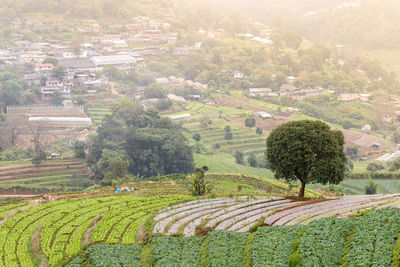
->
189, 166, 211, 196
73, 141, 86, 158
247, 153, 258, 167
245, 116, 256, 128
365, 180, 377, 195
234, 150, 245, 165
225, 132, 233, 140
366, 162, 385, 172
343, 120, 353, 129
193, 133, 201, 141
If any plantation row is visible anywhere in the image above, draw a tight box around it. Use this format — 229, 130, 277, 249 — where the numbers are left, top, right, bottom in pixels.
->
68, 209, 400, 266
153, 194, 400, 236
0, 158, 92, 193
0, 194, 399, 266
0, 194, 193, 266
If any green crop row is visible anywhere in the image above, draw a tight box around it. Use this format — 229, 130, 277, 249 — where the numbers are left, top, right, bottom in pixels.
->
152, 236, 204, 266
66, 209, 400, 267
0, 194, 192, 266
206, 231, 249, 266
344, 209, 400, 267
299, 217, 355, 266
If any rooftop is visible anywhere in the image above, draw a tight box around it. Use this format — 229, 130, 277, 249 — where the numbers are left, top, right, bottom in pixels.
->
90, 55, 136, 66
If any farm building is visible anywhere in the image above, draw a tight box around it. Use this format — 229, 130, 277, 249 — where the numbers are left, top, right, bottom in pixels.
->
254, 111, 273, 119
28, 117, 92, 128
90, 55, 136, 68
168, 114, 191, 120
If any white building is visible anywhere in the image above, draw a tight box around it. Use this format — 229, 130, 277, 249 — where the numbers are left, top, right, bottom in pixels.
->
254, 111, 273, 119
90, 55, 136, 69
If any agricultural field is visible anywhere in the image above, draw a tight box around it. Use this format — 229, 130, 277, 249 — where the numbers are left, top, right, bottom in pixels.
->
0, 192, 397, 266
68, 208, 400, 266
86, 102, 112, 126
341, 179, 400, 195
0, 158, 93, 194
124, 173, 321, 198
0, 194, 193, 266
152, 194, 399, 237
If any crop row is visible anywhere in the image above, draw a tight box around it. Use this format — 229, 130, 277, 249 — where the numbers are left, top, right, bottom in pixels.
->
0, 194, 193, 266
66, 208, 400, 267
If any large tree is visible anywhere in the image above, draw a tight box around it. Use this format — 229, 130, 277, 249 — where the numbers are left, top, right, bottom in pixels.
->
89, 100, 194, 182
266, 120, 346, 198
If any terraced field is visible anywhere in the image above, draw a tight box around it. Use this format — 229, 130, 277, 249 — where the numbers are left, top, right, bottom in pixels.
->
341, 179, 400, 195
0, 158, 92, 193
0, 194, 193, 266
0, 193, 398, 266
85, 98, 114, 126
128, 173, 322, 198
70, 208, 400, 266
153, 194, 400, 236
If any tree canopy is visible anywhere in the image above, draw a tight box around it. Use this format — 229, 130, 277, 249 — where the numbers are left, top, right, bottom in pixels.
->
266, 120, 346, 198
88, 99, 194, 183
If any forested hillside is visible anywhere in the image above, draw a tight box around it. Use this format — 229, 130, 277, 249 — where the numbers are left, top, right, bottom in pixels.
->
219, 0, 400, 49
0, 0, 179, 22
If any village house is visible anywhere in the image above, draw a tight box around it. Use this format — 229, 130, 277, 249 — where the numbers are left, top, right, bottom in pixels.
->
290, 88, 320, 101
339, 94, 359, 102
287, 107, 299, 113
248, 88, 272, 97
233, 71, 244, 79
46, 80, 64, 87
35, 63, 54, 73
112, 40, 128, 49
19, 51, 46, 63
173, 47, 189, 56
279, 84, 298, 93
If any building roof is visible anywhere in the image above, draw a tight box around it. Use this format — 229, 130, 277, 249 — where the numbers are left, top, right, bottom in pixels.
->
255, 111, 273, 118
168, 113, 191, 120
90, 55, 136, 66
29, 117, 92, 123
59, 58, 96, 69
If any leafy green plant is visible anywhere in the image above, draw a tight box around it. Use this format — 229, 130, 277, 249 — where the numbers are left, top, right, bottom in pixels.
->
189, 166, 211, 196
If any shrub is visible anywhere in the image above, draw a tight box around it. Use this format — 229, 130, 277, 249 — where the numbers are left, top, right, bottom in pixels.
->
193, 133, 201, 141
225, 132, 233, 140
234, 150, 245, 165
189, 166, 211, 196
245, 116, 256, 128
247, 153, 258, 167
365, 180, 377, 195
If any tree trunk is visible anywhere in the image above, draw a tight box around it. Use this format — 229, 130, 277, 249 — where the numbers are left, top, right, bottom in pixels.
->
299, 181, 306, 198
